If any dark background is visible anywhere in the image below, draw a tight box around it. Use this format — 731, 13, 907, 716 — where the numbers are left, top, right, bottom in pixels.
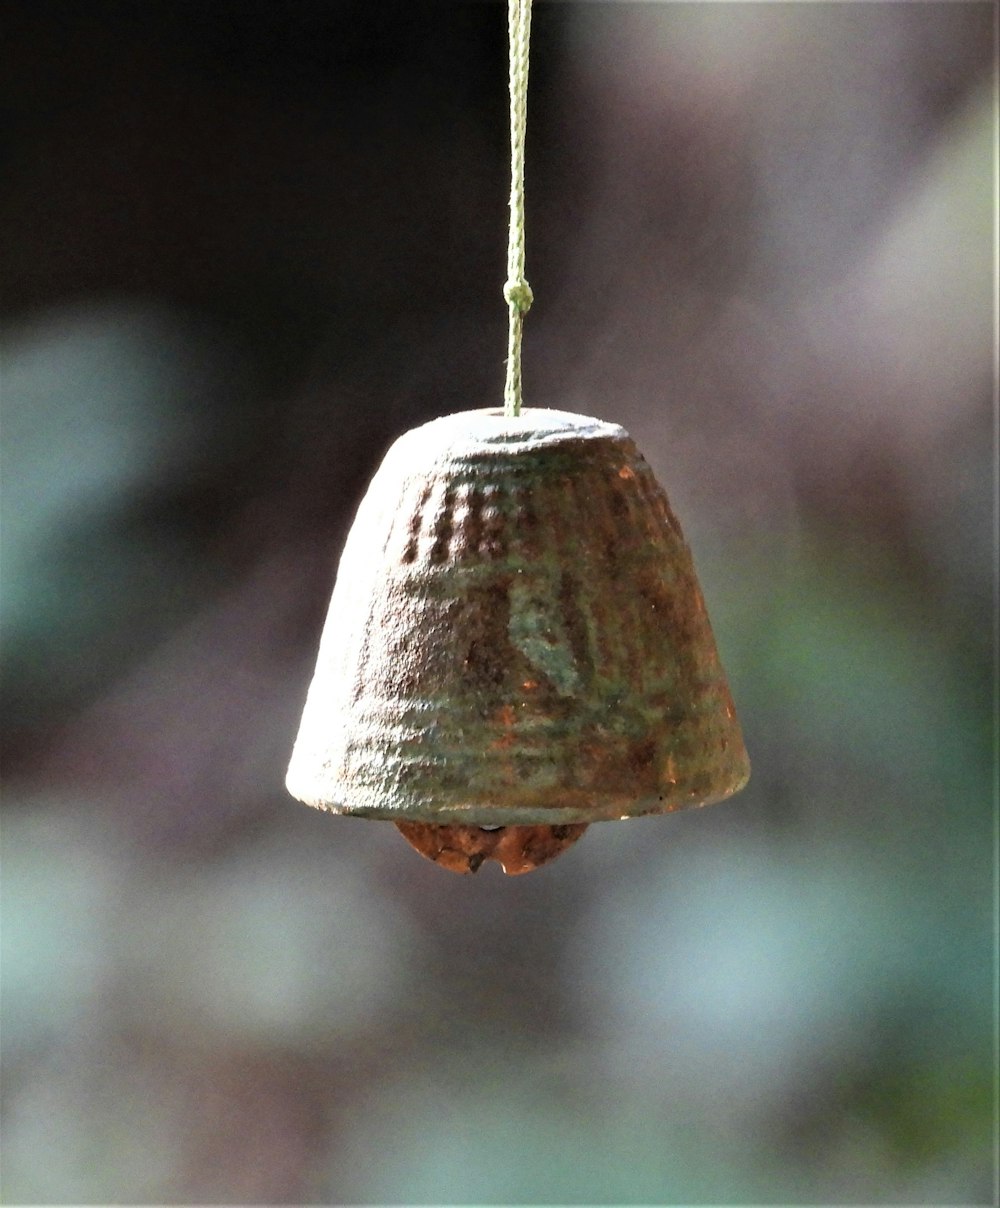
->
1, 2, 995, 1202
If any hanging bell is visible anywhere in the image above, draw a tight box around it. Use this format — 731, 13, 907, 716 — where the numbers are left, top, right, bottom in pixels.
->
287, 408, 749, 874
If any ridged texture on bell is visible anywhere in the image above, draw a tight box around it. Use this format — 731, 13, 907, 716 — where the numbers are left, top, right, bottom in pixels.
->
287, 408, 749, 825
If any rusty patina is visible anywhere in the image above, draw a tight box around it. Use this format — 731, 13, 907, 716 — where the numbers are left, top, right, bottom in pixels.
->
394, 820, 589, 875
286, 408, 749, 873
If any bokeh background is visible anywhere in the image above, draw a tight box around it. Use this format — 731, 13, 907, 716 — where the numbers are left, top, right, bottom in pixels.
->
1, 2, 995, 1203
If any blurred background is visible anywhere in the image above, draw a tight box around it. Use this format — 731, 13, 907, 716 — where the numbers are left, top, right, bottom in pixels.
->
1, 1, 995, 1202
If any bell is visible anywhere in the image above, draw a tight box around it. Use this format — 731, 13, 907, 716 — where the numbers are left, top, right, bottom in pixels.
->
287, 407, 749, 874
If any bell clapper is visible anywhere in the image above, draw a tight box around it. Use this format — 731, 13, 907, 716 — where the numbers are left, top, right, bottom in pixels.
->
395, 821, 589, 876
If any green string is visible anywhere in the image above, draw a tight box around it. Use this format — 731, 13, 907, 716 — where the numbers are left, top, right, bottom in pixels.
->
503, 0, 533, 418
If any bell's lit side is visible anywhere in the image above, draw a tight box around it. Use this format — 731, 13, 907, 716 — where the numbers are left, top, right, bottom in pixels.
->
286, 408, 749, 873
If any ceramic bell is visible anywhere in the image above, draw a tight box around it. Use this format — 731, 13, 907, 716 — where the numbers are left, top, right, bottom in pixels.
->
287, 407, 749, 874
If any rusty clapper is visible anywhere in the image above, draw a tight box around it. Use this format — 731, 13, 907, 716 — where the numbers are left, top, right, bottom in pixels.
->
286, 408, 749, 874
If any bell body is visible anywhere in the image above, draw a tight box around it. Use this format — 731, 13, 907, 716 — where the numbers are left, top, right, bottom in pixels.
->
286, 408, 749, 826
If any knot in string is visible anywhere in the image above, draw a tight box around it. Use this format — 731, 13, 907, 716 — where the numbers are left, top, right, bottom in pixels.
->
503, 278, 534, 314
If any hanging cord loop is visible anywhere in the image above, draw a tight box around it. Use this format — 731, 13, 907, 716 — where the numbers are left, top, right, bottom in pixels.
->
504, 0, 533, 417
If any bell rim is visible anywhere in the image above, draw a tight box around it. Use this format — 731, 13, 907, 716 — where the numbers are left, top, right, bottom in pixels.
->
286, 756, 749, 826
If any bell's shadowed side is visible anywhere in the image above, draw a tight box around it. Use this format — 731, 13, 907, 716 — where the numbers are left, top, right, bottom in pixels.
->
286, 408, 749, 873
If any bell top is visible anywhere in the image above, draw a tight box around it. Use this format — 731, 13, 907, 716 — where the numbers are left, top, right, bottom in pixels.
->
382, 407, 626, 457
286, 407, 749, 826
